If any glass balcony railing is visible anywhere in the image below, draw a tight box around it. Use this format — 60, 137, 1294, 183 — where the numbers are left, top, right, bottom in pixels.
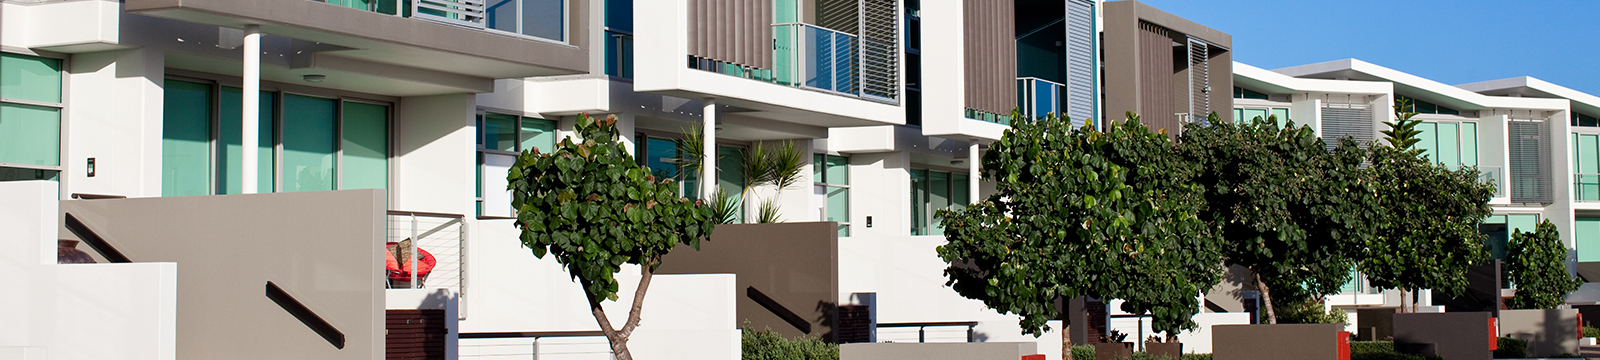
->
1016, 77, 1063, 123
1446, 165, 1505, 199
1577, 173, 1600, 202
773, 23, 858, 96
318, 0, 565, 43
605, 30, 634, 78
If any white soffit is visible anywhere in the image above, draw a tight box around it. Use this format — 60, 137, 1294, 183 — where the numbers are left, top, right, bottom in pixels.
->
1273, 59, 1568, 112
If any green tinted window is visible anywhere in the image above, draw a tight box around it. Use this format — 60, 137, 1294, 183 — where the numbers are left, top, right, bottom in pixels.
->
0, 166, 57, 182
484, 113, 518, 152
0, 103, 60, 166
718, 146, 745, 222
162, 80, 213, 196
520, 118, 557, 153
342, 101, 389, 190
282, 94, 337, 192
1579, 218, 1600, 262
816, 154, 850, 236
218, 87, 276, 194
1, 53, 62, 103
1461, 122, 1478, 167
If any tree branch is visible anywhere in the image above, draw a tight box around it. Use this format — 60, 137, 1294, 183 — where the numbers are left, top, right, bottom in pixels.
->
583, 283, 632, 360
619, 257, 658, 339
1254, 270, 1277, 324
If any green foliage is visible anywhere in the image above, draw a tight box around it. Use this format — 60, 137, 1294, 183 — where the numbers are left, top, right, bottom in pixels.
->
757, 198, 783, 223
1275, 300, 1348, 325
1179, 354, 1212, 360
1071, 345, 1095, 360
508, 113, 717, 302
1583, 326, 1598, 338
1177, 113, 1378, 320
1350, 341, 1394, 354
710, 188, 741, 224
937, 111, 1224, 335
1506, 220, 1581, 309
741, 327, 838, 360
1361, 104, 1495, 297
1381, 98, 1425, 154
1494, 337, 1528, 358
676, 126, 707, 180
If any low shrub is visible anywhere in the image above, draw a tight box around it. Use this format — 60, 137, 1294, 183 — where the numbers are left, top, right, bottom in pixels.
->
741, 327, 837, 360
1584, 326, 1599, 338
1277, 300, 1349, 325
1071, 345, 1094, 360
1493, 337, 1528, 359
1179, 354, 1212, 360
1350, 341, 1394, 354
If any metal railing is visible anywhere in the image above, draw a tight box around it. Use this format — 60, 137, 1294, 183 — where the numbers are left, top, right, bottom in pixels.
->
773, 23, 857, 96
460, 331, 614, 359
605, 30, 634, 78
876, 321, 979, 343
1016, 77, 1064, 122
1476, 166, 1506, 198
1576, 173, 1600, 202
411, 0, 488, 29
385, 210, 467, 293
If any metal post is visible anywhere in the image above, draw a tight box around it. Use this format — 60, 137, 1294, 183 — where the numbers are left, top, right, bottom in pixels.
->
410, 214, 418, 289
531, 337, 539, 360
702, 99, 718, 200
918, 326, 925, 343
242, 24, 261, 194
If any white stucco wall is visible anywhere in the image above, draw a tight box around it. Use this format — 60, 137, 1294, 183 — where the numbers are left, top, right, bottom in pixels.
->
64, 48, 166, 199
0, 181, 178, 360
395, 93, 477, 215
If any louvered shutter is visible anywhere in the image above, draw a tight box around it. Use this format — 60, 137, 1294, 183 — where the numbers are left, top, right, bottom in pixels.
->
1320, 103, 1375, 151
1509, 120, 1552, 204
1065, 0, 1096, 127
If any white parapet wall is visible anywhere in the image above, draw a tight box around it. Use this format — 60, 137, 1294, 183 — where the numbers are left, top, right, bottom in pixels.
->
0, 181, 178, 360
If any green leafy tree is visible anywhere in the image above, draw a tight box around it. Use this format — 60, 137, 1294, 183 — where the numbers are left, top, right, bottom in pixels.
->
1177, 113, 1378, 323
1506, 220, 1580, 309
1361, 100, 1496, 311
937, 111, 1224, 339
508, 114, 718, 360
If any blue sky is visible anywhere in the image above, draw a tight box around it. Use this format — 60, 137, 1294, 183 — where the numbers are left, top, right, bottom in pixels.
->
1134, 0, 1600, 95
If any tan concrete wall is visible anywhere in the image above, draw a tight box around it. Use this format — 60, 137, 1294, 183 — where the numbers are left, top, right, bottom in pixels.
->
1499, 309, 1579, 357
1212, 324, 1342, 360
59, 190, 386, 360
657, 222, 839, 341
840, 342, 1038, 360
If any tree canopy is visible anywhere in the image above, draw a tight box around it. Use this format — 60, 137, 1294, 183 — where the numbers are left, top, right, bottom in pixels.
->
1506, 220, 1580, 309
1176, 114, 1378, 323
508, 113, 717, 360
937, 112, 1224, 335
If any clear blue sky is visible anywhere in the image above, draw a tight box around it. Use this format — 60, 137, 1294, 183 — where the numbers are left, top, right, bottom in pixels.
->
1135, 0, 1600, 95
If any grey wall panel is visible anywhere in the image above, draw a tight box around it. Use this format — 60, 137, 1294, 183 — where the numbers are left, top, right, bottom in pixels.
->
58, 190, 387, 360
1137, 21, 1177, 136
841, 343, 1039, 360
963, 0, 1016, 116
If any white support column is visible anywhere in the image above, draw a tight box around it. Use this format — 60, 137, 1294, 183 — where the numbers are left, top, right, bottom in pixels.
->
968, 143, 980, 203
702, 99, 718, 200
242, 25, 262, 194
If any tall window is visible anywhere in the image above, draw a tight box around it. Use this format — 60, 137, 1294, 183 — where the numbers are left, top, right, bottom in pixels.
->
484, 0, 567, 42
1573, 113, 1600, 128
814, 154, 849, 236
1396, 94, 1459, 116
604, 0, 634, 78
1416, 121, 1478, 168
162, 79, 390, 196
910, 168, 969, 236
477, 112, 557, 217
0, 52, 64, 182
1233, 107, 1289, 126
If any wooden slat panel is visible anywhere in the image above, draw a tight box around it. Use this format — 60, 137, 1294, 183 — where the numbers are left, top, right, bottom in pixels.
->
386, 309, 447, 360
962, 0, 1016, 116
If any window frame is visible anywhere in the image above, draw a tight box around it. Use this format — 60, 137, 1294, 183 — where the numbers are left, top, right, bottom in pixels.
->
160, 71, 397, 198
909, 165, 970, 236
475, 109, 558, 217
0, 49, 69, 191
1414, 119, 1479, 169
814, 153, 850, 236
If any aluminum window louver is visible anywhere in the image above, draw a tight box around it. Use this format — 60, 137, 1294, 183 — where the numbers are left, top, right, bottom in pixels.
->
1187, 38, 1209, 122
1509, 120, 1552, 204
1064, 0, 1096, 127
858, 0, 899, 100
1320, 103, 1375, 151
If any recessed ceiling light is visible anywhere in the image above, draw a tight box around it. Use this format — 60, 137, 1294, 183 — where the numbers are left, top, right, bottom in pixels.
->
303, 74, 326, 83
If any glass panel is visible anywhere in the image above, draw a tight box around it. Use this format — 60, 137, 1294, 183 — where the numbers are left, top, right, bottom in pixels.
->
1581, 134, 1599, 201
605, 0, 632, 31
812, 154, 825, 182
0, 102, 60, 166
1242, 109, 1267, 124
826, 155, 848, 185
773, 24, 796, 86
1507, 214, 1539, 236
1483, 215, 1509, 260
1233, 109, 1244, 124
774, 0, 797, 23
1461, 122, 1478, 167
718, 146, 744, 222
952, 174, 969, 210
1, 53, 62, 103
1579, 218, 1600, 262
1415, 122, 1437, 163
910, 169, 927, 235
482, 153, 516, 217
218, 87, 276, 194
342, 101, 389, 190
1270, 108, 1290, 126
485, 0, 518, 33
1437, 122, 1459, 166
523, 0, 565, 41
161, 80, 212, 197
519, 118, 557, 153
282, 94, 337, 192
483, 113, 518, 152
1339, 268, 1360, 293
929, 171, 950, 235
828, 187, 849, 236
0, 166, 58, 182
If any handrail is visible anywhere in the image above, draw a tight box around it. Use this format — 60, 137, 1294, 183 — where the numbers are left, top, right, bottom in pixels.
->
877, 321, 979, 343
387, 210, 466, 218
71, 193, 127, 200
63, 213, 131, 263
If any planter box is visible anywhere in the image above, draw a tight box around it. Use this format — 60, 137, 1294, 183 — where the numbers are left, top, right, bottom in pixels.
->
1393, 312, 1491, 360
1093, 342, 1132, 360
1499, 309, 1580, 357
1144, 342, 1182, 360
1212, 323, 1345, 360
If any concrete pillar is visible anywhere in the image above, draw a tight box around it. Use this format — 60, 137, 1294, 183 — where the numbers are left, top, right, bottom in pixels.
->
969, 143, 980, 203
702, 99, 718, 200
241, 25, 261, 194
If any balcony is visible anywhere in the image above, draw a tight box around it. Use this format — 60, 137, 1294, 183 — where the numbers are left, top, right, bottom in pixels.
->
1577, 173, 1600, 202
1016, 77, 1064, 123
125, 0, 588, 81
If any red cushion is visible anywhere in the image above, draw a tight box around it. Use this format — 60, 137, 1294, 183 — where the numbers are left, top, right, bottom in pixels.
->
384, 242, 437, 281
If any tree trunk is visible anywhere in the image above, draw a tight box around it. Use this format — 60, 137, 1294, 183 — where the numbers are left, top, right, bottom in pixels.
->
583, 259, 659, 360
1063, 323, 1073, 360
1254, 271, 1277, 324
